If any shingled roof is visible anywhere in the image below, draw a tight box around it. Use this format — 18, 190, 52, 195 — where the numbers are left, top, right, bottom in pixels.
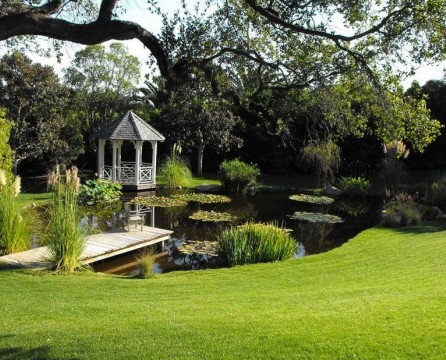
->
91, 110, 165, 141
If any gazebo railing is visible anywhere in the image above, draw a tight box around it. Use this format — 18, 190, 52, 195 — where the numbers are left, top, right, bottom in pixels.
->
102, 162, 153, 184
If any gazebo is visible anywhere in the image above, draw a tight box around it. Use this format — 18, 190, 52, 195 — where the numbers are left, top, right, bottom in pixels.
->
92, 110, 165, 190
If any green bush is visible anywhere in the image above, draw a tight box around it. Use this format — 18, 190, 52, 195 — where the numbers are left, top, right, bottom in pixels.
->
159, 151, 192, 189
217, 222, 296, 266
219, 159, 260, 193
339, 176, 371, 198
45, 166, 85, 272
0, 171, 30, 254
78, 179, 122, 204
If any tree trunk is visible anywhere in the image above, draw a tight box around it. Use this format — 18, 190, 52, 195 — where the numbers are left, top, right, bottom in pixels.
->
197, 142, 205, 177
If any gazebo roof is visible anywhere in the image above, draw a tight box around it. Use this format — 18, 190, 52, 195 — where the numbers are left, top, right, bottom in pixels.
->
92, 110, 165, 141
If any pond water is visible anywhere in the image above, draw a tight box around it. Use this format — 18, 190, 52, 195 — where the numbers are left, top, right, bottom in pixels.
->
91, 190, 382, 275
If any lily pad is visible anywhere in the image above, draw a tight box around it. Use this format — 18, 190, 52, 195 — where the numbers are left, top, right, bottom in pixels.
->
130, 196, 187, 208
179, 241, 219, 256
288, 211, 344, 223
289, 194, 334, 205
172, 193, 231, 204
189, 210, 237, 222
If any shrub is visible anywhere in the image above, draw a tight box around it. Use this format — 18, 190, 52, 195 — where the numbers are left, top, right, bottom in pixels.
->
339, 176, 371, 198
219, 159, 260, 193
45, 166, 85, 272
78, 179, 122, 204
380, 194, 422, 228
0, 170, 30, 254
159, 150, 192, 189
217, 222, 296, 266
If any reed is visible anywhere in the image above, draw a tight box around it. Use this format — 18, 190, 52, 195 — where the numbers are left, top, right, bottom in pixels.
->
159, 149, 192, 189
45, 166, 85, 272
218, 222, 296, 266
0, 170, 30, 254
136, 248, 156, 279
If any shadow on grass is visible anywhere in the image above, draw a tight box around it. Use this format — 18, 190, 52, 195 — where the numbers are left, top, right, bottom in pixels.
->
393, 221, 446, 235
0, 346, 55, 360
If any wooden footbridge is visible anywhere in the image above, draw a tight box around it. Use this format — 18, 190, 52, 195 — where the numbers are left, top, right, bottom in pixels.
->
0, 226, 173, 270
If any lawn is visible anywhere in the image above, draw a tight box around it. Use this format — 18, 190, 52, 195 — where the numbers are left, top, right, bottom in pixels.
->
0, 222, 445, 359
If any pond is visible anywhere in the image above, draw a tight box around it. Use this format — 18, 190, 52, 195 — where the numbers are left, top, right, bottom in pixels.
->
91, 190, 382, 275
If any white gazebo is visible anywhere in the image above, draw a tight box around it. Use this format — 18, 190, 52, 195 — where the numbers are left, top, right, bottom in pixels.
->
92, 110, 165, 190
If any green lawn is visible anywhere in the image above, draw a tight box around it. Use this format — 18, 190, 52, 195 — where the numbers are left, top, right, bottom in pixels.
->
1, 223, 445, 359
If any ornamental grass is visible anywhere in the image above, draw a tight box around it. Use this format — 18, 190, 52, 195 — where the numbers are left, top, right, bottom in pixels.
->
0, 170, 30, 254
45, 166, 85, 273
217, 222, 296, 266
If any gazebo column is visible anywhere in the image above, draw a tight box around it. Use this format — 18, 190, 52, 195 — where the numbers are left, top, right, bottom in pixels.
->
134, 141, 143, 185
151, 141, 158, 184
97, 139, 105, 178
111, 140, 122, 182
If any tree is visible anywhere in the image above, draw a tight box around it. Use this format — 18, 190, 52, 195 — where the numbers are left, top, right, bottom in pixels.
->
157, 75, 242, 176
0, 108, 13, 175
64, 42, 141, 131
0, 52, 83, 173
2, 1, 446, 91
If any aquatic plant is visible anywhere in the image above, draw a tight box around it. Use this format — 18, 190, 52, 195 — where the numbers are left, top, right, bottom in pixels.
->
338, 176, 371, 198
131, 196, 187, 208
189, 210, 237, 222
179, 241, 219, 257
159, 147, 192, 189
136, 248, 156, 279
288, 212, 344, 223
78, 179, 122, 204
289, 194, 334, 205
0, 170, 30, 254
219, 159, 260, 193
45, 166, 86, 272
218, 222, 296, 266
172, 193, 231, 204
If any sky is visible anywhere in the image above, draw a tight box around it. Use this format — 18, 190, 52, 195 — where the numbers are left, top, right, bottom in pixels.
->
3, 0, 445, 88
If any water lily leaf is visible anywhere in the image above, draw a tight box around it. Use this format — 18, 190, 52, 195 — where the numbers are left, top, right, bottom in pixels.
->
289, 194, 334, 205
172, 193, 231, 204
179, 241, 219, 256
189, 210, 237, 222
130, 196, 187, 207
288, 211, 344, 223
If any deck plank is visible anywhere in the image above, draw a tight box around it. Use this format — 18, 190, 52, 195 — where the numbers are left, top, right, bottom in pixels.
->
0, 226, 173, 269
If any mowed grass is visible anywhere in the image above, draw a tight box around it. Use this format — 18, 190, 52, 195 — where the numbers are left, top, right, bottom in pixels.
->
0, 223, 445, 359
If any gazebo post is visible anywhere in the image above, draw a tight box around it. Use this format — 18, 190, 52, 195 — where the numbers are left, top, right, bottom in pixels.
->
97, 139, 105, 178
151, 140, 158, 185
112, 140, 118, 182
134, 141, 143, 185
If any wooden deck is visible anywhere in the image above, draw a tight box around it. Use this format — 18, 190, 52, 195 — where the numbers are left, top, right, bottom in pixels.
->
0, 226, 173, 270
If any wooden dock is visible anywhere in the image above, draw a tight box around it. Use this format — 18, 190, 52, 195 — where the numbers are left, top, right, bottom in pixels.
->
0, 226, 173, 270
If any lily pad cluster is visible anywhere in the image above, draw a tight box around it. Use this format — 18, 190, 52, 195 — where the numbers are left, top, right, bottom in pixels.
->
289, 194, 334, 205
178, 241, 219, 257
172, 193, 231, 204
130, 196, 187, 208
288, 211, 344, 223
189, 210, 237, 222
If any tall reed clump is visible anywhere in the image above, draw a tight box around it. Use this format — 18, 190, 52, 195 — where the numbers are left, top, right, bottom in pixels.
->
45, 166, 85, 272
0, 170, 30, 254
159, 145, 192, 189
136, 248, 156, 279
217, 222, 296, 267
